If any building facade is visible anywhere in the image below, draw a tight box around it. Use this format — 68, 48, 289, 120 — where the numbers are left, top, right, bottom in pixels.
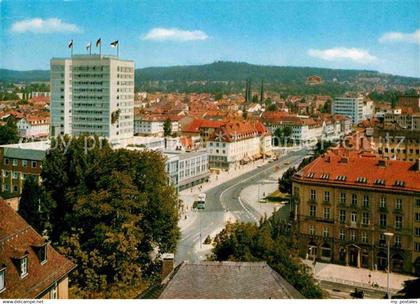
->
206, 121, 272, 169
0, 142, 49, 196
50, 58, 72, 136
16, 117, 50, 139
0, 200, 75, 299
50, 55, 135, 143
332, 96, 364, 124
164, 150, 209, 191
292, 151, 420, 274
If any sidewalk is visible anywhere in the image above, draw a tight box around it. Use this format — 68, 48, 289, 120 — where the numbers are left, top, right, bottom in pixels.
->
239, 156, 303, 219
302, 260, 416, 292
177, 157, 276, 231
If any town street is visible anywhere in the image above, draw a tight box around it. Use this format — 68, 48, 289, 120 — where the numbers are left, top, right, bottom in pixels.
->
175, 148, 309, 263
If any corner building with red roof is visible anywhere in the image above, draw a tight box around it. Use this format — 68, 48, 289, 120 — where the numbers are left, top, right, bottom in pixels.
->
292, 150, 420, 274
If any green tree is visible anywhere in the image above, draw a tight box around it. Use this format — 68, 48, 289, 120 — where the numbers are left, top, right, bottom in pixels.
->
214, 92, 223, 100
394, 278, 420, 299
267, 103, 278, 111
278, 167, 297, 194
163, 119, 172, 137
252, 94, 259, 103
0, 119, 19, 145
211, 214, 324, 299
18, 176, 52, 235
40, 135, 180, 297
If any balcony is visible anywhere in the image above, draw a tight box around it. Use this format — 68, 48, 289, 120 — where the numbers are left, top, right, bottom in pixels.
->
378, 241, 387, 248
307, 198, 317, 205
322, 200, 331, 205
338, 202, 346, 208
393, 208, 402, 214
378, 207, 388, 213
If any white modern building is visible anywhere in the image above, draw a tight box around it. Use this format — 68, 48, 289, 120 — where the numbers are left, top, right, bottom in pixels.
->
50, 58, 72, 136
50, 55, 135, 143
332, 96, 364, 124
164, 150, 209, 191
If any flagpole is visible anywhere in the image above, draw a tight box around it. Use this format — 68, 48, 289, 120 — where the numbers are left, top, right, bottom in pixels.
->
117, 43, 119, 57
89, 42, 92, 55
99, 42, 102, 56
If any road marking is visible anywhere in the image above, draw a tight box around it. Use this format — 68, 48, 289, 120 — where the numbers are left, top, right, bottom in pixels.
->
219, 152, 304, 221
238, 196, 259, 223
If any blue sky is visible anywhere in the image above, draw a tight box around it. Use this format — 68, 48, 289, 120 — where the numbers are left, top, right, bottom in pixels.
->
1, 0, 419, 77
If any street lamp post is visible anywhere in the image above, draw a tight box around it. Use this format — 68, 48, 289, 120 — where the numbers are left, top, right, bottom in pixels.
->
384, 232, 394, 299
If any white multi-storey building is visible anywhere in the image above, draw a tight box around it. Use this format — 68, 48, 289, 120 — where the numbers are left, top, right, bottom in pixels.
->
332, 96, 364, 124
50, 58, 72, 136
50, 55, 135, 143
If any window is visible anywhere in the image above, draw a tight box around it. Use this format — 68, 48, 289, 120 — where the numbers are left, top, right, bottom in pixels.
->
380, 197, 386, 209
4, 158, 9, 165
323, 227, 329, 238
416, 227, 420, 237
309, 226, 314, 235
22, 160, 27, 167
362, 212, 369, 225
50, 283, 58, 299
339, 210, 346, 223
396, 199, 402, 210
324, 191, 330, 202
340, 193, 346, 204
309, 205, 316, 217
310, 189, 316, 201
351, 212, 357, 224
0, 267, 5, 292
416, 243, 420, 252
12, 159, 18, 167
20, 256, 28, 278
38, 245, 47, 264
31, 161, 37, 168
380, 214, 387, 228
395, 216, 402, 230
339, 229, 345, 240
417, 213, 420, 222
361, 232, 368, 243
350, 230, 356, 241
395, 235, 401, 247
323, 207, 330, 220
363, 195, 369, 208
351, 194, 357, 206
416, 199, 420, 208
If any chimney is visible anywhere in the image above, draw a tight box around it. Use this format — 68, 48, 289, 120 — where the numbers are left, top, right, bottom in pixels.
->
340, 157, 348, 164
161, 253, 174, 280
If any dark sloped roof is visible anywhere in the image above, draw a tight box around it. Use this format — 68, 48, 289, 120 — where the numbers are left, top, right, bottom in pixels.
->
159, 261, 304, 299
0, 200, 76, 298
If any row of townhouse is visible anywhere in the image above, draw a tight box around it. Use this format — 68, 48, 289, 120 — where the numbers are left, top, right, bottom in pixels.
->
261, 112, 352, 144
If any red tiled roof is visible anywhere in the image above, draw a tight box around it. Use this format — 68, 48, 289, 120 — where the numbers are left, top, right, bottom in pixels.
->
0, 201, 75, 298
182, 119, 226, 133
294, 150, 420, 192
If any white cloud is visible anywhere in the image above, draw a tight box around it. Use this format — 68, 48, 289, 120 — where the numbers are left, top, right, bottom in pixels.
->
379, 29, 420, 45
10, 18, 81, 34
142, 27, 208, 42
307, 47, 377, 64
